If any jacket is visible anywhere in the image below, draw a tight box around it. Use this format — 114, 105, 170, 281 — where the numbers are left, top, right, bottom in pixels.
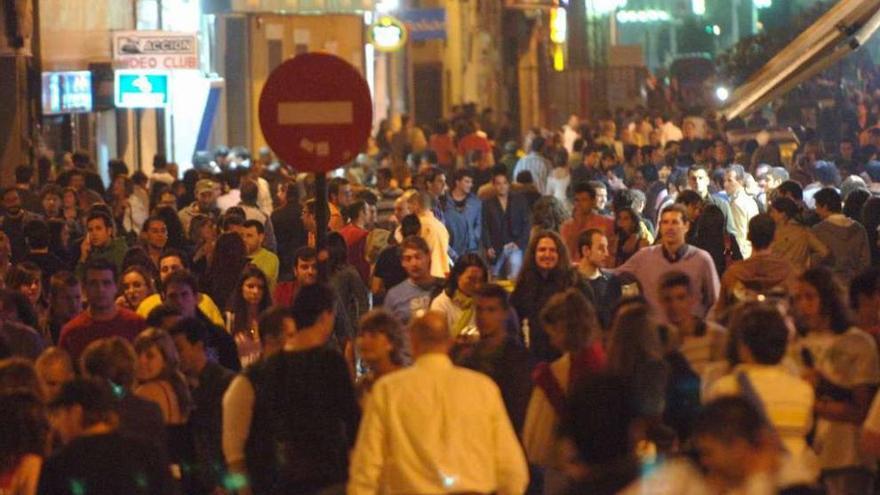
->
442, 193, 482, 260
812, 214, 871, 284
481, 192, 531, 253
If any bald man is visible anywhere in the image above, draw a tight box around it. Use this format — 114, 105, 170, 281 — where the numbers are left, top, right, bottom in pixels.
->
348, 311, 528, 495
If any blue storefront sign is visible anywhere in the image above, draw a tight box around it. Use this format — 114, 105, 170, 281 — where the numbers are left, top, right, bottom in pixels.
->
115, 70, 170, 108
397, 9, 446, 41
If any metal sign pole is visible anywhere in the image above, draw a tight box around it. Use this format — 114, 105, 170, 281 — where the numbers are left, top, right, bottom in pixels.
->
315, 171, 329, 282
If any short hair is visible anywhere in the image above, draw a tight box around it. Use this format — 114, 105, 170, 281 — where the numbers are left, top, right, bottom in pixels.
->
814, 187, 842, 212
145, 303, 181, 328
167, 317, 209, 345
39, 183, 62, 200
85, 210, 113, 230
158, 249, 189, 269
425, 167, 445, 184
328, 177, 349, 199
726, 164, 746, 183
14, 164, 33, 184
694, 396, 767, 446
729, 302, 788, 364
83, 258, 118, 283
376, 167, 393, 181
577, 228, 605, 254
777, 180, 803, 201
453, 168, 474, 185
850, 267, 880, 311
294, 246, 317, 266
475, 283, 510, 310
399, 235, 430, 255
588, 180, 607, 193
490, 164, 508, 180
344, 200, 367, 223
539, 288, 599, 353
141, 215, 166, 233
48, 271, 79, 298
660, 203, 689, 223
221, 214, 246, 231
162, 269, 199, 295
242, 219, 264, 234
766, 166, 789, 183
359, 309, 409, 366
257, 306, 291, 343
659, 270, 691, 293
572, 181, 597, 198
675, 189, 703, 207
530, 136, 546, 152
80, 337, 138, 388
770, 196, 799, 219
291, 284, 337, 329
746, 214, 776, 250
400, 214, 421, 237
515, 171, 534, 184
814, 161, 841, 186
48, 378, 116, 428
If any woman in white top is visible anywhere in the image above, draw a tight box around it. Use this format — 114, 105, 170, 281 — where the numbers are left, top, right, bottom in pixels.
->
545, 148, 571, 208
429, 254, 488, 337
792, 268, 880, 494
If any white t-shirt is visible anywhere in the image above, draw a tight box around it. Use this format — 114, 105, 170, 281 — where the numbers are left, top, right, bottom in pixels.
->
798, 328, 880, 470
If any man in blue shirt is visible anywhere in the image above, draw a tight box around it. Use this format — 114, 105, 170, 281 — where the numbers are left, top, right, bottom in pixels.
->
383, 236, 444, 324
443, 168, 482, 261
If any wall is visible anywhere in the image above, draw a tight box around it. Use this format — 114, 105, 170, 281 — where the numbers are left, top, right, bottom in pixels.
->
247, 14, 366, 153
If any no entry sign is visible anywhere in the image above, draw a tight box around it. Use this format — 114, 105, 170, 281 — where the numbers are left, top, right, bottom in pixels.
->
258, 53, 373, 173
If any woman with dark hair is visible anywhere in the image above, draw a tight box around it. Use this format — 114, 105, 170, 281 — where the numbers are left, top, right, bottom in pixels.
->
327, 232, 369, 342
120, 246, 159, 282
529, 196, 569, 236
5, 263, 46, 333
511, 230, 595, 363
202, 233, 249, 315
429, 253, 488, 337
843, 188, 870, 221
225, 264, 272, 366
862, 196, 880, 266
355, 309, 409, 402
153, 206, 187, 251
0, 392, 48, 495
607, 302, 668, 419
522, 288, 605, 492
133, 327, 191, 426
189, 215, 218, 277
116, 265, 156, 312
46, 219, 76, 269
615, 206, 651, 265
793, 266, 880, 493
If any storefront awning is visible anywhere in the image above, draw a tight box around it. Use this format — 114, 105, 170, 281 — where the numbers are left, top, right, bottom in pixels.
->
721, 0, 880, 121
203, 0, 373, 15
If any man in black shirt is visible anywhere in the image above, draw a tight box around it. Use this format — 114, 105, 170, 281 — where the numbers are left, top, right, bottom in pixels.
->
247, 284, 360, 494
576, 229, 622, 329
452, 284, 531, 433
38, 378, 175, 495
171, 317, 235, 495
1, 187, 43, 263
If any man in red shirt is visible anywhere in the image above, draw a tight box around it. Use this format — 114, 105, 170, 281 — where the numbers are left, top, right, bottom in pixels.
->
339, 200, 372, 284
456, 121, 494, 167
560, 182, 616, 263
59, 259, 146, 362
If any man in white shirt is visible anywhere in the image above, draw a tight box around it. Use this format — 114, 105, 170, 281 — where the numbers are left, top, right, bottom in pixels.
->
348, 310, 529, 495
724, 164, 760, 258
405, 190, 450, 278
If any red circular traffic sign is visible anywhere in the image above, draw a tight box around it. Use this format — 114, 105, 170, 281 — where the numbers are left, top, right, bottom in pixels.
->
258, 53, 373, 173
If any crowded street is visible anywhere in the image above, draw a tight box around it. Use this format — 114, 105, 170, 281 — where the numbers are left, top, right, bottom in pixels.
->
4, 0, 880, 494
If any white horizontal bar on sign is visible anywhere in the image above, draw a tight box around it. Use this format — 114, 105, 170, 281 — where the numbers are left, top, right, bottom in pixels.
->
278, 101, 354, 125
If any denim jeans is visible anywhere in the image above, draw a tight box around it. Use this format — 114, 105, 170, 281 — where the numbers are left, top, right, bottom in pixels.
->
492, 244, 523, 280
